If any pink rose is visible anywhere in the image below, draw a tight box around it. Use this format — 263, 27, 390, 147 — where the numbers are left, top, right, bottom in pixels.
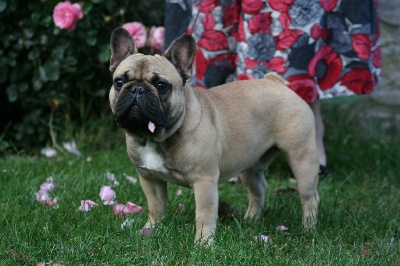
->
53, 1, 83, 31
150, 26, 165, 53
122, 22, 147, 48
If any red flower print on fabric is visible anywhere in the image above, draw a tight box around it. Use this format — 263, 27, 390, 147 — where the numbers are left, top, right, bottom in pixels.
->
223, 4, 239, 28
197, 0, 219, 13
311, 24, 328, 39
263, 57, 287, 74
238, 73, 256, 80
242, 0, 264, 15
195, 50, 209, 80
320, 0, 339, 12
237, 15, 246, 42
372, 47, 382, 68
245, 58, 259, 68
248, 13, 272, 34
279, 13, 291, 30
202, 13, 216, 30
275, 29, 302, 50
268, 0, 295, 12
308, 45, 342, 90
341, 66, 373, 94
198, 30, 229, 51
287, 74, 318, 103
351, 33, 371, 60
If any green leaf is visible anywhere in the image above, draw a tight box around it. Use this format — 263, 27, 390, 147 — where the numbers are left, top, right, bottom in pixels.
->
39, 61, 60, 82
18, 83, 28, 93
33, 78, 43, 92
6, 84, 18, 102
0, 0, 6, 12
86, 36, 97, 46
98, 45, 110, 63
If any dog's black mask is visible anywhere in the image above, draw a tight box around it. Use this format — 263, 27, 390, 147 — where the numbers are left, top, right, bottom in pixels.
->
114, 82, 167, 134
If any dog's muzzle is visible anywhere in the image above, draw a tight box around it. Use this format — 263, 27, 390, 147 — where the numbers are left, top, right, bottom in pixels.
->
113, 83, 167, 131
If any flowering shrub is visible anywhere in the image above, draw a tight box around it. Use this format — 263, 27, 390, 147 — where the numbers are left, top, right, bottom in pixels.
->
0, 0, 165, 151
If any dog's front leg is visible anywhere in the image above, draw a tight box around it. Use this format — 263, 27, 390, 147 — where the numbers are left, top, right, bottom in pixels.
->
193, 178, 219, 245
139, 175, 167, 229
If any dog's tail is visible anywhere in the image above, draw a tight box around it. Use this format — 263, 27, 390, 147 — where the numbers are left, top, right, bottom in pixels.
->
263, 72, 286, 85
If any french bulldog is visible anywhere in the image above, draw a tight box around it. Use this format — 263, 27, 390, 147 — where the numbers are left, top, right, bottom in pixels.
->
109, 27, 319, 245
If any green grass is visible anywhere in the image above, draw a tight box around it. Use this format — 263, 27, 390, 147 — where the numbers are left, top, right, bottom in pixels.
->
1, 97, 399, 265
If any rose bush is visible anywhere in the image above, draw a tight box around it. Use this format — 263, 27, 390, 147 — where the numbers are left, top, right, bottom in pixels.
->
0, 0, 165, 152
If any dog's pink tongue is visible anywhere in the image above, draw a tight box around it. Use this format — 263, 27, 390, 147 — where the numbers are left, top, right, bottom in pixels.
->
148, 121, 156, 133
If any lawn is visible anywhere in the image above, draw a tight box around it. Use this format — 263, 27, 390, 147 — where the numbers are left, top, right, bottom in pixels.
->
1, 97, 399, 265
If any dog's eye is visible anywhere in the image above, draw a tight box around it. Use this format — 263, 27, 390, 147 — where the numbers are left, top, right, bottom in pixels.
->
114, 79, 124, 91
156, 82, 169, 92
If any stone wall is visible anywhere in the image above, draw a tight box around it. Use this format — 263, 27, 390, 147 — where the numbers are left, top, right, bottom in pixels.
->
351, 0, 400, 138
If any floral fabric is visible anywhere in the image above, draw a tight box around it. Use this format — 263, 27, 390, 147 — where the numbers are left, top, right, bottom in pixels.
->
166, 0, 381, 103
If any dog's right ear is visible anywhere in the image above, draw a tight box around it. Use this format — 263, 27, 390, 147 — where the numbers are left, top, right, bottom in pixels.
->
163, 34, 196, 81
109, 27, 138, 73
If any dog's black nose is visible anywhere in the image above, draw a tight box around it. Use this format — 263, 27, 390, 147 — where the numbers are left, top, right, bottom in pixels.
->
130, 84, 145, 98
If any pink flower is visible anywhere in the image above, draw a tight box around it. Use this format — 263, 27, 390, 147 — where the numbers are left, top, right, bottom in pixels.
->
77, 200, 98, 211
276, 225, 288, 231
176, 189, 183, 196
179, 203, 185, 211
150, 26, 165, 53
99, 186, 116, 205
113, 202, 142, 218
53, 1, 83, 31
122, 22, 147, 48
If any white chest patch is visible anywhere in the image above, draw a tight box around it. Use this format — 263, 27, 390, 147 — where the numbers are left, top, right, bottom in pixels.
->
138, 140, 168, 173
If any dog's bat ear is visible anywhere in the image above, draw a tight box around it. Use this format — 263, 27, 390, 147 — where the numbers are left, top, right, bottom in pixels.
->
109, 27, 138, 73
163, 34, 196, 80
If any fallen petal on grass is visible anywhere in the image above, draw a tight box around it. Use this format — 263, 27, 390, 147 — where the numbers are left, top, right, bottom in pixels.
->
106, 172, 115, 181
121, 218, 135, 229
63, 140, 82, 157
99, 186, 116, 205
254, 235, 271, 244
123, 173, 137, 185
41, 147, 57, 158
77, 200, 98, 211
276, 225, 288, 231
114, 202, 142, 217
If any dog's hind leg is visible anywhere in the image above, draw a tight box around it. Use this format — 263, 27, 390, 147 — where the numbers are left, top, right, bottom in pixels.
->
241, 147, 279, 219
285, 142, 320, 229
241, 169, 267, 218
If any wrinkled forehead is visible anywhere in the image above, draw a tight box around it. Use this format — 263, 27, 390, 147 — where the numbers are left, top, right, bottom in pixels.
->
113, 54, 181, 83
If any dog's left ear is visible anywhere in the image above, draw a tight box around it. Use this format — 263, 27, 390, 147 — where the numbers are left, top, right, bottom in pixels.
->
109, 27, 138, 73
163, 34, 196, 80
